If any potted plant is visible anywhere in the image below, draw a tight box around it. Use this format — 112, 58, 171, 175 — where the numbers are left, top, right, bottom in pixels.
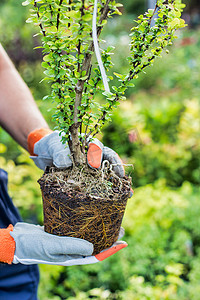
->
23, 0, 186, 254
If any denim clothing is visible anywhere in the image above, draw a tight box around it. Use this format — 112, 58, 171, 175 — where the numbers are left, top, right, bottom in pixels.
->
0, 168, 39, 300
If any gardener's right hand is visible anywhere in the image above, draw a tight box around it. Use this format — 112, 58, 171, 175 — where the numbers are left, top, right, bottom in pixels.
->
27, 128, 126, 178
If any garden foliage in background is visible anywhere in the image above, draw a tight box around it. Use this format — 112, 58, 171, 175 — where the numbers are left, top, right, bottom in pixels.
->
0, 0, 199, 299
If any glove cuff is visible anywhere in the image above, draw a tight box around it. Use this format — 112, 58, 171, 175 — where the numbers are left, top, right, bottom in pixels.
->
0, 225, 15, 264
27, 128, 53, 156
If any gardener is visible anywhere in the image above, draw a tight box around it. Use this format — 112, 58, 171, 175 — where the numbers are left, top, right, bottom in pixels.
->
0, 44, 127, 299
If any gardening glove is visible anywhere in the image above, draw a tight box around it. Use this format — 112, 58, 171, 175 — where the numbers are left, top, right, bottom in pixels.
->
87, 138, 134, 197
44, 241, 128, 266
27, 128, 125, 178
87, 138, 125, 178
0, 223, 92, 265
0, 223, 127, 266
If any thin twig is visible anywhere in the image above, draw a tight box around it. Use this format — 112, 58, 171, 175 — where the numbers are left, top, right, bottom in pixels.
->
57, 0, 63, 30
34, 1, 46, 37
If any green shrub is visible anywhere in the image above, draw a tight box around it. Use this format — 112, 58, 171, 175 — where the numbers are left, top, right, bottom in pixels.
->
103, 97, 200, 187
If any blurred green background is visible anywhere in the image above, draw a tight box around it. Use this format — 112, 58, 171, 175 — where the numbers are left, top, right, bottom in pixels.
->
0, 0, 199, 299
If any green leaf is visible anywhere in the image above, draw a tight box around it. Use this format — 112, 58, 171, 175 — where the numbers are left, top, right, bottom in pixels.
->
41, 62, 49, 68
112, 86, 118, 93
127, 83, 135, 88
66, 10, 81, 19
47, 41, 54, 46
80, 75, 88, 80
43, 95, 50, 100
45, 26, 57, 34
22, 0, 31, 6
43, 54, 52, 62
147, 9, 154, 17
102, 91, 113, 98
116, 3, 123, 7
101, 20, 107, 26
74, 71, 81, 78
33, 46, 43, 50
26, 17, 33, 23
82, 14, 92, 21
168, 18, 181, 29
59, 69, 66, 76
44, 69, 55, 77
113, 72, 126, 80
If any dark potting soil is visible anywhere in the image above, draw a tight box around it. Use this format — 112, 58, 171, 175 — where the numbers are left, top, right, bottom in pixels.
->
38, 165, 131, 254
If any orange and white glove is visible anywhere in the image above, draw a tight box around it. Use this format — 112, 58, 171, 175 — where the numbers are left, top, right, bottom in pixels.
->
28, 128, 125, 177
0, 224, 127, 265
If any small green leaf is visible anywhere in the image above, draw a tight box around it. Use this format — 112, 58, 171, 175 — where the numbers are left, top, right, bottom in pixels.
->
80, 75, 88, 80
82, 14, 92, 21
44, 69, 55, 77
43, 54, 52, 62
26, 18, 33, 23
22, 0, 31, 6
101, 20, 107, 26
113, 72, 126, 80
45, 26, 57, 33
147, 9, 154, 17
74, 71, 81, 78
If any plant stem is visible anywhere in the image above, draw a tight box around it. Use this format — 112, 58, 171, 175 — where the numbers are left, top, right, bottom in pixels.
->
57, 0, 63, 30
69, 0, 86, 166
34, 1, 46, 37
69, 0, 111, 165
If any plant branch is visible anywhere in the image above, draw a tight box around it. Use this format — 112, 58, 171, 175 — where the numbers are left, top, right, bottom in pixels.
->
34, 1, 46, 37
81, 0, 112, 76
88, 2, 175, 139
69, 0, 87, 165
49, 4, 53, 25
70, 0, 112, 161
57, 0, 63, 30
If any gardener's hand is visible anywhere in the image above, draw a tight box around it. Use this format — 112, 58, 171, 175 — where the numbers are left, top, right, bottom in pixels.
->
28, 128, 125, 178
41, 241, 128, 266
0, 223, 127, 265
0, 223, 92, 265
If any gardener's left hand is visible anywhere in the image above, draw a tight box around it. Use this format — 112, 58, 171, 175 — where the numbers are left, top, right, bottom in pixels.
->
45, 241, 128, 266
53, 227, 128, 267
0, 223, 127, 265
28, 128, 125, 178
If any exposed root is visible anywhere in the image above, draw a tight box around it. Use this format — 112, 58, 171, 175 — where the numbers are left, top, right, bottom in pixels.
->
38, 163, 132, 254
40, 163, 131, 200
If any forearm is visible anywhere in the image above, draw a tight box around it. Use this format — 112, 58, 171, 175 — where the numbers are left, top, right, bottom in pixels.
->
0, 44, 48, 150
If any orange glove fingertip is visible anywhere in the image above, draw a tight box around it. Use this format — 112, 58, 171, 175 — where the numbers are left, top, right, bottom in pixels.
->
0, 224, 15, 264
27, 128, 53, 156
95, 242, 128, 261
87, 143, 103, 169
